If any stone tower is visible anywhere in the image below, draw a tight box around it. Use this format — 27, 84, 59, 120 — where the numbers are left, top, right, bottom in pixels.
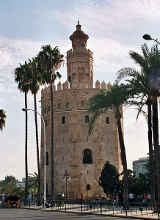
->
67, 21, 93, 89
40, 23, 122, 199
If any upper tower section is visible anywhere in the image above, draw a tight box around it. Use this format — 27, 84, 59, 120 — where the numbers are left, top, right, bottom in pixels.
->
67, 22, 93, 89
70, 21, 89, 49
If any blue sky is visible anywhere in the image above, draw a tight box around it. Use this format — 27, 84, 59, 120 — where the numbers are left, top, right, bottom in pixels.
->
0, 0, 160, 180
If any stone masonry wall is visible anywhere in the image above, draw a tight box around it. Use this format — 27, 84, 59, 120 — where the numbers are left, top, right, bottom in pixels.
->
40, 81, 123, 199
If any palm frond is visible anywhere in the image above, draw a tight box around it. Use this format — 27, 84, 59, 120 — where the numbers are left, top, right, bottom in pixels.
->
116, 67, 140, 83
88, 84, 132, 135
88, 110, 102, 136
129, 49, 146, 69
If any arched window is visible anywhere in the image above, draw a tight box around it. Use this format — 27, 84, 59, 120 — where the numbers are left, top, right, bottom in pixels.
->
106, 117, 110, 124
83, 149, 93, 164
84, 115, 89, 123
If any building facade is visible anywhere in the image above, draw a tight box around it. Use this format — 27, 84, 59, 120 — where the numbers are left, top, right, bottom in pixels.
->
133, 157, 148, 177
40, 23, 123, 199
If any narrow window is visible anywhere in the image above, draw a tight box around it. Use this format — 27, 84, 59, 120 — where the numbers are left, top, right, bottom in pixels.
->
58, 103, 61, 109
46, 183, 48, 196
46, 152, 49, 166
86, 184, 91, 191
62, 116, 66, 124
81, 100, 84, 106
84, 115, 89, 123
66, 102, 69, 108
43, 108, 46, 114
68, 76, 71, 83
106, 117, 110, 124
83, 149, 93, 164
47, 106, 50, 113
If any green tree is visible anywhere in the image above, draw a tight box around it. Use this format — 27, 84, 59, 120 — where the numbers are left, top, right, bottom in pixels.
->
126, 171, 150, 196
1, 176, 24, 199
4, 176, 18, 184
0, 109, 6, 130
37, 45, 64, 199
99, 161, 119, 197
28, 172, 39, 199
88, 84, 131, 208
117, 43, 160, 209
14, 63, 31, 201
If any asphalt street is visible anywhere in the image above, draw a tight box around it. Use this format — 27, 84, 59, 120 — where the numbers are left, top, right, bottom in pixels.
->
0, 209, 143, 220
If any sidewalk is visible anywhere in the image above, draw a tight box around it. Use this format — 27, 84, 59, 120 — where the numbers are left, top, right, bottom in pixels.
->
24, 204, 160, 219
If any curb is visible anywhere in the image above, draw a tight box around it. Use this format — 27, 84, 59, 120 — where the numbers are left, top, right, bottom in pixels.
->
23, 207, 42, 211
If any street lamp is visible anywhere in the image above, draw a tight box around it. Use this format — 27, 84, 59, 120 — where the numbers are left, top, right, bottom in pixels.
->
143, 34, 160, 91
143, 34, 160, 211
143, 34, 160, 45
22, 108, 47, 208
64, 170, 70, 200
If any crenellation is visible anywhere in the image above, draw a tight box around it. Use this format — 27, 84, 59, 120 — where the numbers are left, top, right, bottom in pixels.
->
42, 80, 111, 94
106, 82, 112, 89
53, 84, 56, 91
57, 81, 62, 90
63, 80, 70, 90
101, 80, 106, 89
95, 80, 100, 88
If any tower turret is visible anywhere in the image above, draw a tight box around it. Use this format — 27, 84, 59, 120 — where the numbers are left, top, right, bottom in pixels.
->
69, 21, 89, 49
67, 22, 93, 88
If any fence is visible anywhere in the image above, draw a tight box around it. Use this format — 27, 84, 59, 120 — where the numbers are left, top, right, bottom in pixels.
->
48, 199, 160, 218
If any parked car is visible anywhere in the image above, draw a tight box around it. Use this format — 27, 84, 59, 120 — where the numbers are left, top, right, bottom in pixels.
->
5, 195, 20, 208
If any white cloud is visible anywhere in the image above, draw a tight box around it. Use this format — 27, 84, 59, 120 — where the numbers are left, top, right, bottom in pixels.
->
55, 0, 160, 46
0, 36, 42, 88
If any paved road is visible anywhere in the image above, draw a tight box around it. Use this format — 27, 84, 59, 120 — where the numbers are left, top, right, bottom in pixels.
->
0, 208, 143, 220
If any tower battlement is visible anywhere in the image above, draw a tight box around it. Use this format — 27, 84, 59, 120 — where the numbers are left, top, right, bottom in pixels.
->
42, 80, 111, 97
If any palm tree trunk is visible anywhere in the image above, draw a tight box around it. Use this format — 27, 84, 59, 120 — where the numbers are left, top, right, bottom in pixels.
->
116, 111, 128, 209
24, 91, 29, 202
152, 98, 160, 211
50, 82, 54, 199
33, 93, 41, 203
147, 102, 156, 209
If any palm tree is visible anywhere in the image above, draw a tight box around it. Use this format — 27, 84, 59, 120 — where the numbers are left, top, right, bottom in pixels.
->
28, 172, 39, 200
117, 43, 160, 210
0, 109, 6, 130
88, 84, 131, 208
28, 57, 42, 203
37, 45, 64, 199
14, 63, 31, 201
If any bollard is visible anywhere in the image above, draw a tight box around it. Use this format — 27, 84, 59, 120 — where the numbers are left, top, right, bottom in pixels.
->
100, 201, 102, 215
81, 199, 82, 213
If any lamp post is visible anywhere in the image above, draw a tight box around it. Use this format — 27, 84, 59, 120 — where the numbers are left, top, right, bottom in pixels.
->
143, 34, 160, 211
22, 108, 47, 208
64, 170, 70, 200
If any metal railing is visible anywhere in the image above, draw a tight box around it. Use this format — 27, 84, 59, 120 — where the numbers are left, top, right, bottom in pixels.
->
46, 199, 160, 218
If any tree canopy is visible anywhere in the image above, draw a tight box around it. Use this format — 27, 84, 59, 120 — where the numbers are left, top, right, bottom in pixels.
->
99, 161, 119, 196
